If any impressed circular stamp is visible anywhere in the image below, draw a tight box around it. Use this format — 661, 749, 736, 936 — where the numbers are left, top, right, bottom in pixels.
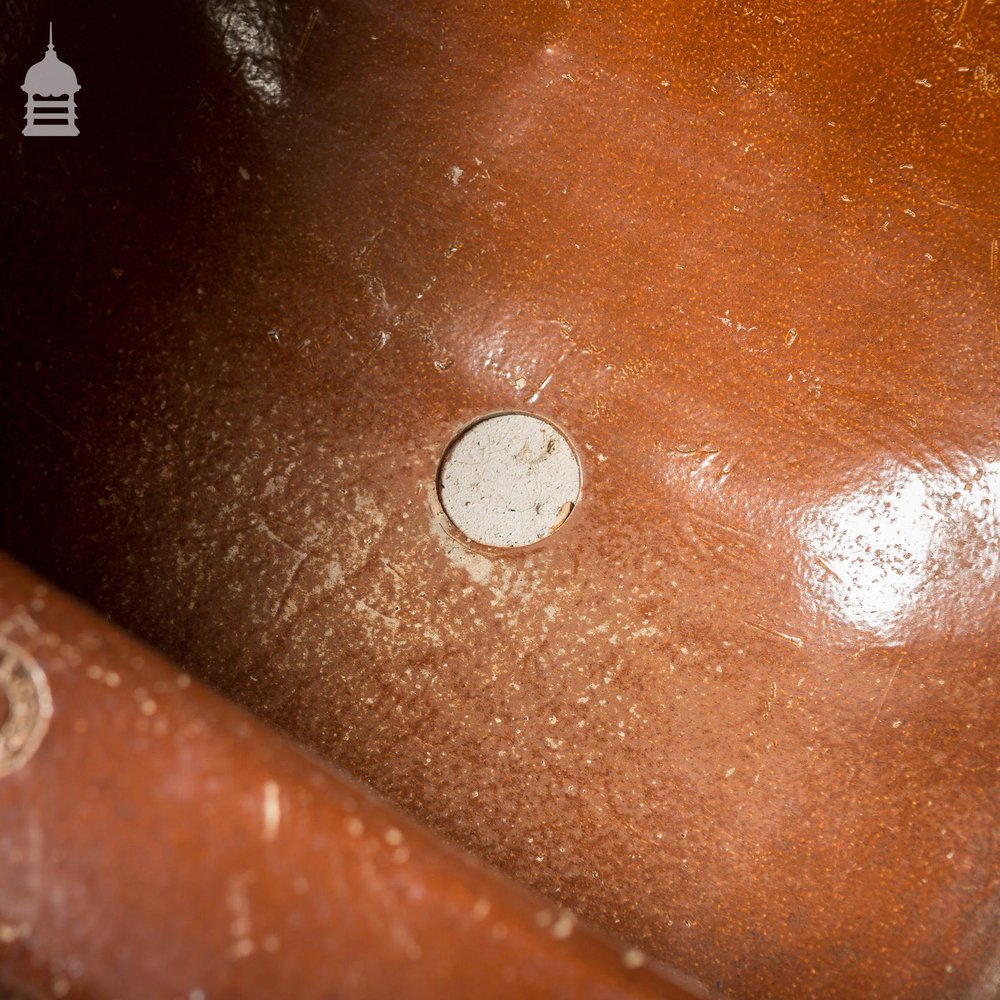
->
0, 639, 53, 778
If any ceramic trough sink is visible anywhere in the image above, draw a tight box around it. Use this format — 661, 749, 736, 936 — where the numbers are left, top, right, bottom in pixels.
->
0, 1, 997, 998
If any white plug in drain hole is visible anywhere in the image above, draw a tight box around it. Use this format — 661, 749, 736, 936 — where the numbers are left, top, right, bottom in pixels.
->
437, 413, 581, 548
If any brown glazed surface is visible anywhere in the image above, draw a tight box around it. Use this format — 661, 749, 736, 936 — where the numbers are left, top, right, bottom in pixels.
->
1, 1, 998, 998
0, 553, 697, 1000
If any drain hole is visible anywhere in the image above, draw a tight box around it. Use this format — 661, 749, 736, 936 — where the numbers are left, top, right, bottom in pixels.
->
437, 413, 581, 548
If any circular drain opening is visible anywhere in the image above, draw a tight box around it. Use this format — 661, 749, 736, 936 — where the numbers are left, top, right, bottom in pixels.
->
438, 413, 581, 548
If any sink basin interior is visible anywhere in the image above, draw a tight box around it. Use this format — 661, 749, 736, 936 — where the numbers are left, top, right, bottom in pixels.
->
1, 2, 997, 998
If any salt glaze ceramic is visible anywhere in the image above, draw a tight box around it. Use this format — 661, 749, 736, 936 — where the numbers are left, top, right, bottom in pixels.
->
0, 1, 996, 997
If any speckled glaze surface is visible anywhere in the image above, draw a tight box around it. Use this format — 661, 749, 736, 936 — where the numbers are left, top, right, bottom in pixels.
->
1, 1, 997, 998
0, 554, 697, 1000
